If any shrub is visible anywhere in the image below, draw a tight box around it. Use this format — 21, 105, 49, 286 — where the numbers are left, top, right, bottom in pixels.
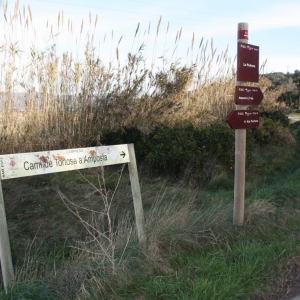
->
101, 127, 149, 163
100, 115, 295, 182
144, 123, 235, 180
198, 123, 235, 169
290, 121, 300, 141
250, 117, 278, 145
260, 111, 289, 127
145, 125, 207, 177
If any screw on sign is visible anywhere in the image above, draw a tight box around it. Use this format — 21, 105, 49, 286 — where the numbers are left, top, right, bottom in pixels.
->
234, 86, 264, 105
226, 110, 259, 129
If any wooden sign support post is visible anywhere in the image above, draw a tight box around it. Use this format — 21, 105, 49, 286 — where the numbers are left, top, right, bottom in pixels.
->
128, 144, 145, 242
0, 181, 15, 291
233, 22, 248, 226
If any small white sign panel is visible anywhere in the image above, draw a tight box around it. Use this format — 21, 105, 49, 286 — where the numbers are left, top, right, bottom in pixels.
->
0, 144, 130, 180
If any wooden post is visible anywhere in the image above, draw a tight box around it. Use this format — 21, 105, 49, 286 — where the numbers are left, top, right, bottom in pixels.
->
0, 180, 15, 291
233, 22, 248, 226
127, 144, 145, 243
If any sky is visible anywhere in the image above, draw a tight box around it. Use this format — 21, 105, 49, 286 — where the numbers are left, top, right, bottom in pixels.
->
2, 0, 300, 74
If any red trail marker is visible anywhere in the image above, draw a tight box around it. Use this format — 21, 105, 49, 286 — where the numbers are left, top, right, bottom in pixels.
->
226, 109, 259, 129
234, 86, 263, 105
237, 42, 259, 83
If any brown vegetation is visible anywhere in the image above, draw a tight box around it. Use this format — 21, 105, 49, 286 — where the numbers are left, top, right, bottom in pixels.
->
0, 1, 285, 154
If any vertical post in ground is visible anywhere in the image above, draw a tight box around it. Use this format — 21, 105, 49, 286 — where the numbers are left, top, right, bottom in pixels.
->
233, 22, 248, 226
127, 144, 145, 243
0, 180, 15, 291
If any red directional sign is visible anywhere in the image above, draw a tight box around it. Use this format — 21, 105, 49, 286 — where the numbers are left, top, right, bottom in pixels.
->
237, 42, 259, 83
234, 86, 264, 105
226, 110, 259, 129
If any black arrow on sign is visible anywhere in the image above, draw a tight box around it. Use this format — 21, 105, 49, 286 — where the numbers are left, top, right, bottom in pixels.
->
120, 151, 126, 158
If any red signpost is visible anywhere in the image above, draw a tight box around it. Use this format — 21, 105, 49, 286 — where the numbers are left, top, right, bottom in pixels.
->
226, 23, 263, 226
227, 40, 260, 130
234, 86, 264, 105
226, 110, 259, 129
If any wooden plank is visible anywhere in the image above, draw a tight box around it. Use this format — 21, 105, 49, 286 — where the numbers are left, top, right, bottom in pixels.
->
127, 144, 145, 243
0, 145, 130, 180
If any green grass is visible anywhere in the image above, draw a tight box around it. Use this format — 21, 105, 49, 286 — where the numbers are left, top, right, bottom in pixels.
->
1, 142, 300, 299
116, 239, 298, 300
2, 284, 58, 300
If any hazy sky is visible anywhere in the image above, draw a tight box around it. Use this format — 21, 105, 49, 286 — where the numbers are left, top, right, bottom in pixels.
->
3, 0, 300, 74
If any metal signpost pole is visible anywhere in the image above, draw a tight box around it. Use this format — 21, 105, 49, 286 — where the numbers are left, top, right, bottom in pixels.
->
233, 22, 248, 226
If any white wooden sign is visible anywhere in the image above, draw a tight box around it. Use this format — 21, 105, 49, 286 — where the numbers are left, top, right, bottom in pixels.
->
0, 144, 130, 180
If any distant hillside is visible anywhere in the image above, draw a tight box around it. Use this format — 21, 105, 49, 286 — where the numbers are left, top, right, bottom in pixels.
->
264, 70, 300, 108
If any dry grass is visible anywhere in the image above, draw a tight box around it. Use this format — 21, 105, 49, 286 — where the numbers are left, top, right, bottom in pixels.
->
47, 180, 281, 298
245, 200, 275, 220
3, 161, 300, 298
0, 1, 286, 154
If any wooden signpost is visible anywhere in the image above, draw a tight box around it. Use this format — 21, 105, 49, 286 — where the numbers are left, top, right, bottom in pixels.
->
226, 23, 263, 226
0, 144, 145, 291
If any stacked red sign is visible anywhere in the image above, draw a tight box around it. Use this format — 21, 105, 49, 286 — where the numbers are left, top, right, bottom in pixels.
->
237, 42, 259, 83
234, 86, 263, 105
226, 40, 263, 129
226, 110, 259, 129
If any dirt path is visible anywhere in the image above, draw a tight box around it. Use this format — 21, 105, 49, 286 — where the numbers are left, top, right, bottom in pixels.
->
289, 115, 300, 122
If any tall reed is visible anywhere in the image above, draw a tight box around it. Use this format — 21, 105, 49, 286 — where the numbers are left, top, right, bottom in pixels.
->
0, 1, 285, 154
